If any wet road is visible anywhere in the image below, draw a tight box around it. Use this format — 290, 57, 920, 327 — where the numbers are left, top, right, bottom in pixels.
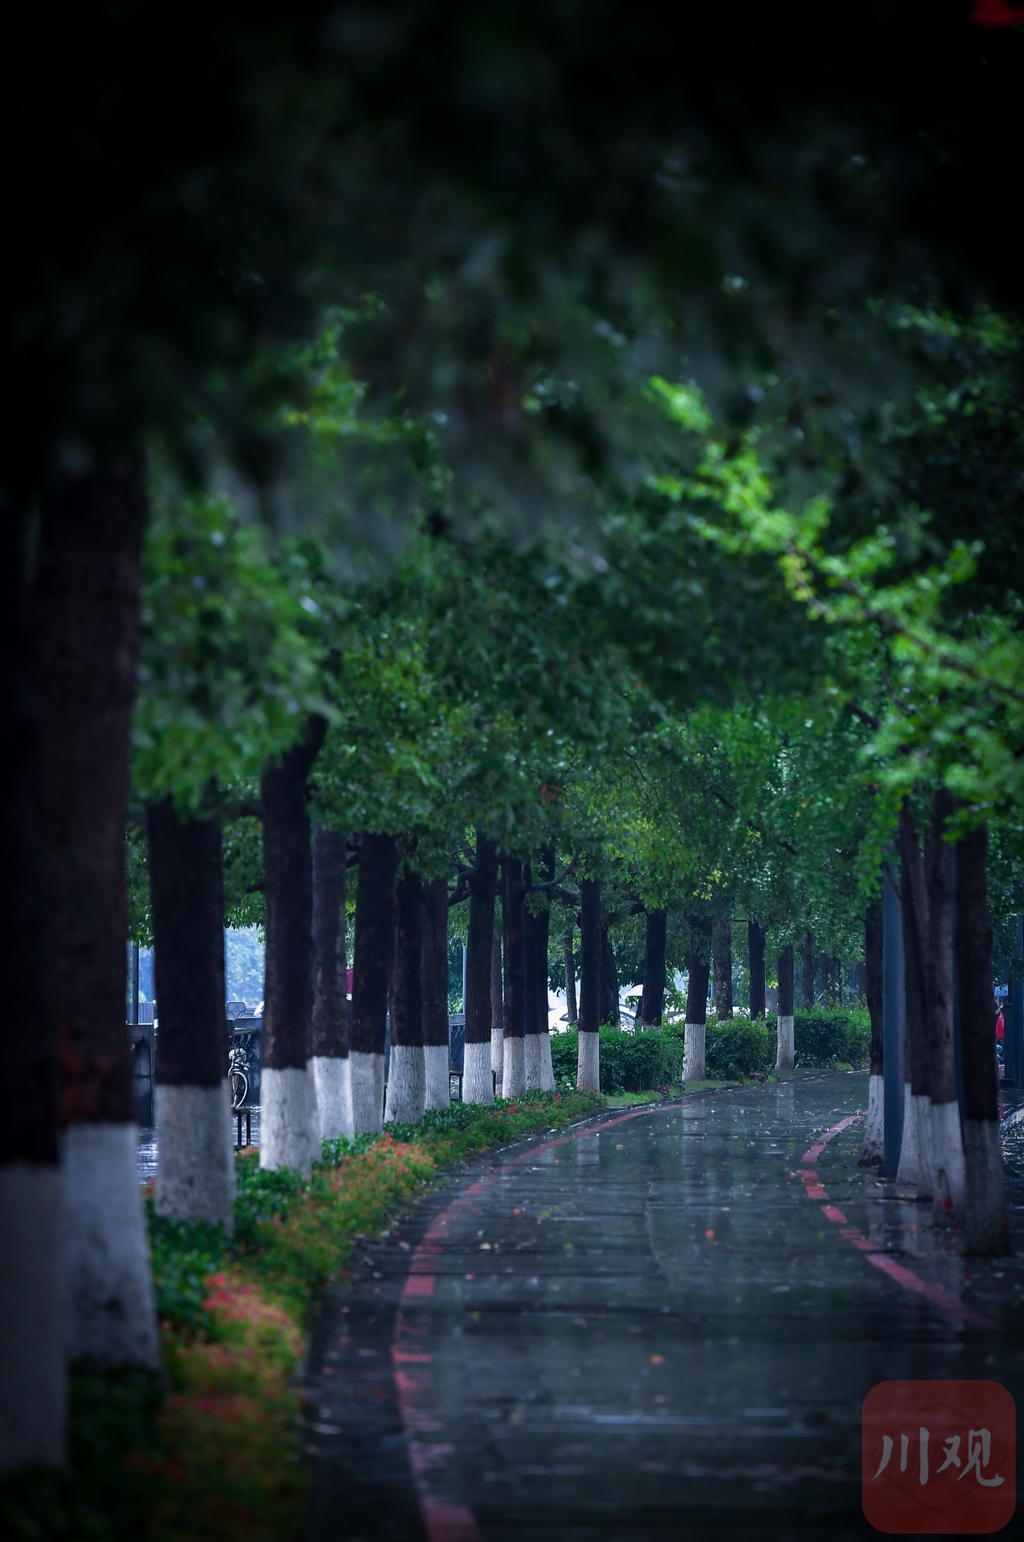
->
305, 1073, 1024, 1541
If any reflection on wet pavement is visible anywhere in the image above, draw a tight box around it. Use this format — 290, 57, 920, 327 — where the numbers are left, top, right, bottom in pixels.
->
305, 1072, 1024, 1542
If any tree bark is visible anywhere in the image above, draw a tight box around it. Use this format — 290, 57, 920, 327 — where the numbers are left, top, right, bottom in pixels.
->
801, 929, 816, 1009
926, 789, 964, 1217
533, 848, 554, 1089
861, 899, 884, 1163
311, 824, 352, 1140
36, 460, 157, 1371
563, 929, 578, 1026
0, 505, 63, 1472
712, 916, 732, 1019
490, 936, 504, 1094
464, 833, 498, 1103
776, 944, 795, 1071
577, 877, 601, 1091
897, 801, 931, 1194
956, 821, 1009, 1254
501, 857, 527, 1097
350, 832, 398, 1134
421, 876, 451, 1110
685, 916, 712, 1080
600, 925, 620, 1025
748, 919, 766, 1019
638, 910, 667, 1029
523, 864, 544, 1087
385, 867, 425, 1124
259, 715, 326, 1175
147, 800, 234, 1228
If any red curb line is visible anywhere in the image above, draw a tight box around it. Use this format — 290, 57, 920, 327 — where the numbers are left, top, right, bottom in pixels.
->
794, 1111, 1002, 1334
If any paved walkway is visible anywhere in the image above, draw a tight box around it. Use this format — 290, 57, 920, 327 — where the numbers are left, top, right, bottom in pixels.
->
304, 1073, 1024, 1540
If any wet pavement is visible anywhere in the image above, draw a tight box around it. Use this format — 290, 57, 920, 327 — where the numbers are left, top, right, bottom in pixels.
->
303, 1072, 1024, 1542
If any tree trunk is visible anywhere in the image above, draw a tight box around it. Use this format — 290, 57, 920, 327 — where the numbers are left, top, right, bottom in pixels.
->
37, 460, 157, 1371
147, 801, 234, 1228
801, 929, 816, 1008
577, 878, 601, 1091
464, 833, 498, 1104
956, 821, 1008, 1254
712, 916, 732, 1020
385, 868, 425, 1124
523, 864, 544, 1089
259, 716, 326, 1175
501, 857, 527, 1097
534, 848, 554, 1089
685, 917, 712, 1080
926, 789, 964, 1218
638, 910, 667, 1029
421, 876, 451, 1111
600, 925, 620, 1024
350, 832, 398, 1134
776, 944, 795, 1071
490, 937, 504, 1095
748, 919, 766, 1019
861, 900, 884, 1163
311, 824, 352, 1141
0, 507, 63, 1473
896, 801, 932, 1195
563, 928, 578, 1027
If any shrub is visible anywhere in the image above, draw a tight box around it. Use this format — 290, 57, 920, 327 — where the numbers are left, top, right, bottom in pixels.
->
550, 1026, 682, 1092
704, 1017, 774, 1080
788, 1009, 871, 1068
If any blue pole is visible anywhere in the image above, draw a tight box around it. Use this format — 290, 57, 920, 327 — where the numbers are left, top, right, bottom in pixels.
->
882, 860, 905, 1178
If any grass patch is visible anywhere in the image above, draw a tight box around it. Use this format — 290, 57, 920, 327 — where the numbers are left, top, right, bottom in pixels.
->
1, 1089, 598, 1542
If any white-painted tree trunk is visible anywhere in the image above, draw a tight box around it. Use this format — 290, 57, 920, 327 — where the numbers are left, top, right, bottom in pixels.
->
155, 1082, 235, 1230
503, 1036, 526, 1098
306, 1065, 321, 1160
312, 1055, 354, 1141
384, 1044, 425, 1125
0, 1163, 65, 1474
260, 1066, 318, 1177
683, 1022, 706, 1082
462, 1041, 494, 1105
775, 1014, 795, 1071
577, 1030, 600, 1093
491, 1024, 504, 1096
862, 1074, 884, 1164
538, 1032, 555, 1091
964, 1118, 1010, 1254
349, 1050, 385, 1136
62, 1122, 159, 1366
524, 1033, 543, 1090
423, 1044, 450, 1111
930, 1099, 966, 1220
896, 1089, 933, 1197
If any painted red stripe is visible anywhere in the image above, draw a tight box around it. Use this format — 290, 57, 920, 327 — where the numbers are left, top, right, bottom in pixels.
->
821, 1205, 848, 1224
865, 1253, 1001, 1332
793, 1107, 1004, 1334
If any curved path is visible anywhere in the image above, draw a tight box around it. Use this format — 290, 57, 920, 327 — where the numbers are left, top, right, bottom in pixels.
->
305, 1073, 1024, 1542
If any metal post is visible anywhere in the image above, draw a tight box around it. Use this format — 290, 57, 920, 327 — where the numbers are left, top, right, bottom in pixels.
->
882, 860, 905, 1178
130, 941, 139, 1026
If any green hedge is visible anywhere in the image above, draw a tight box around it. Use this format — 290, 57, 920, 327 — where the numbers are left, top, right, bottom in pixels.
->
548, 1007, 871, 1090
550, 1026, 682, 1093
704, 1018, 774, 1080
788, 1009, 871, 1068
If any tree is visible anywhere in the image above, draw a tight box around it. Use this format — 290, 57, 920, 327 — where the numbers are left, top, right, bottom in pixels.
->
311, 824, 353, 1140
259, 716, 328, 1175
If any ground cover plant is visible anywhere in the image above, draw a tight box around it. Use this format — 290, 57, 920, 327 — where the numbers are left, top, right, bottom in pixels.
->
1, 1089, 598, 1542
